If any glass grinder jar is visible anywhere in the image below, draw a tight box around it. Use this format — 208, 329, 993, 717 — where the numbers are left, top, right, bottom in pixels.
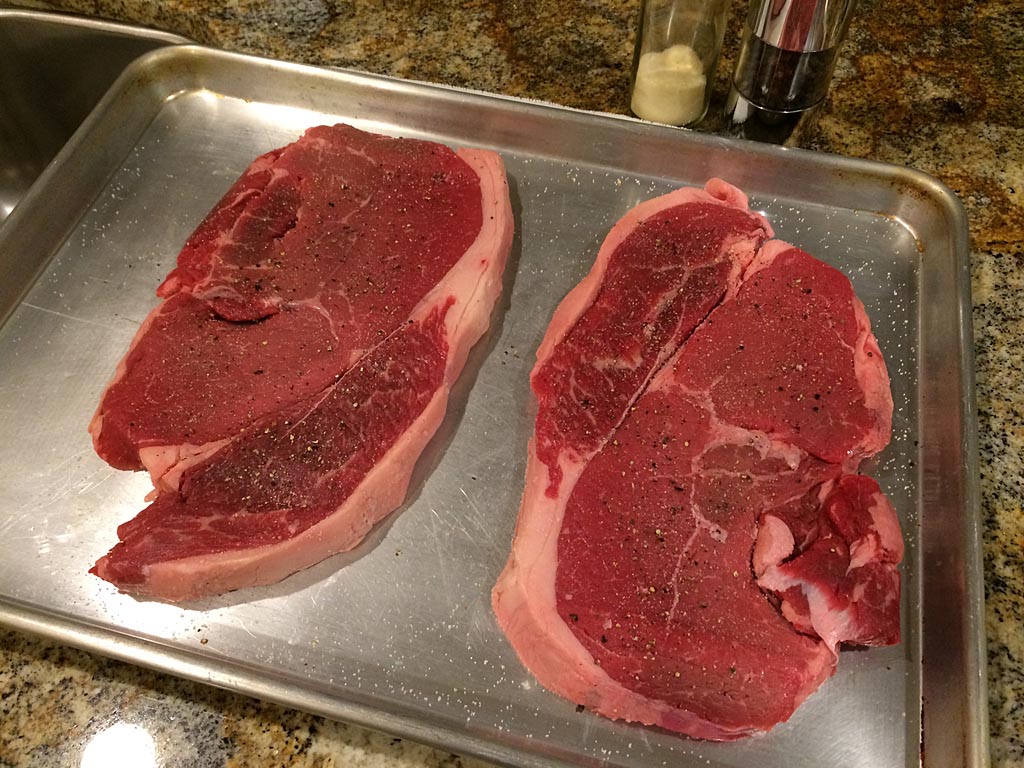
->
726, 0, 858, 140
629, 0, 730, 127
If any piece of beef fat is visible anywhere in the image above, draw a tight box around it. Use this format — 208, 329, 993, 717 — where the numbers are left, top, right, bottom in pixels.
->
754, 474, 904, 651
492, 180, 903, 740
90, 126, 513, 600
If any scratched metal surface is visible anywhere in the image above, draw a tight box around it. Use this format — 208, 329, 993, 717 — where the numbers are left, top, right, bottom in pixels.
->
0, 46, 983, 768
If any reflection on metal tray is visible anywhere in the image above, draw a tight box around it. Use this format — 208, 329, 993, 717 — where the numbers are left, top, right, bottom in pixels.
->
0, 44, 983, 768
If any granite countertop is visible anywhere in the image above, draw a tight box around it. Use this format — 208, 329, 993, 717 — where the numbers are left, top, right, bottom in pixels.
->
1, 0, 1021, 766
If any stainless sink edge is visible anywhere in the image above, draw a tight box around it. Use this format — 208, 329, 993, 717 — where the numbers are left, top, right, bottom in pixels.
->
0, 7, 191, 224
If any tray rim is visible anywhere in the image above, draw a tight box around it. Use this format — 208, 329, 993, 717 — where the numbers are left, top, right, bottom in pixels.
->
0, 42, 986, 768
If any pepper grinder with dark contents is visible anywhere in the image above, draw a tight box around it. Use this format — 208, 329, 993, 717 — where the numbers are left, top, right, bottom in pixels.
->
726, 0, 857, 142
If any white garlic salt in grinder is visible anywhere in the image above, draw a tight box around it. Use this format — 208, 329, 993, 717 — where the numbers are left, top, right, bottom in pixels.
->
629, 0, 730, 126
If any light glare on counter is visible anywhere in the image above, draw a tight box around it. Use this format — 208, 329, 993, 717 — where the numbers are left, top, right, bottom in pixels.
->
80, 722, 156, 768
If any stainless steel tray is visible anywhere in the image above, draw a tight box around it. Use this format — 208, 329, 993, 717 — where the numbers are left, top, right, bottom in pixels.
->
0, 45, 984, 768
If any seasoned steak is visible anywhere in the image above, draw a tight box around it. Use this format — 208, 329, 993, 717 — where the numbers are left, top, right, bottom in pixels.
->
92, 125, 497, 490
493, 180, 901, 740
90, 125, 513, 600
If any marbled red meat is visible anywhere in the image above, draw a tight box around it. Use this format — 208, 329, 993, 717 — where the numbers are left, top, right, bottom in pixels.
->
754, 474, 904, 651
493, 180, 902, 740
90, 125, 513, 600
91, 124, 495, 490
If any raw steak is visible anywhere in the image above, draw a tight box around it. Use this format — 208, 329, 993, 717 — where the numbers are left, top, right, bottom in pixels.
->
90, 125, 514, 600
91, 124, 500, 492
492, 181, 902, 740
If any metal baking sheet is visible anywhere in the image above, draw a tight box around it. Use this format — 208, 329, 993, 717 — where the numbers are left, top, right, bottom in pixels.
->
0, 45, 983, 768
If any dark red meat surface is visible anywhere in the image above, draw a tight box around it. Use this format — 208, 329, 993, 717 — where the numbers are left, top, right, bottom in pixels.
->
493, 180, 902, 740
532, 202, 772, 496
94, 301, 451, 591
92, 124, 485, 476
89, 125, 514, 600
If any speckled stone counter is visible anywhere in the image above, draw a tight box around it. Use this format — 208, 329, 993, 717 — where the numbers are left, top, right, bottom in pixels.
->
1, 0, 1021, 766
